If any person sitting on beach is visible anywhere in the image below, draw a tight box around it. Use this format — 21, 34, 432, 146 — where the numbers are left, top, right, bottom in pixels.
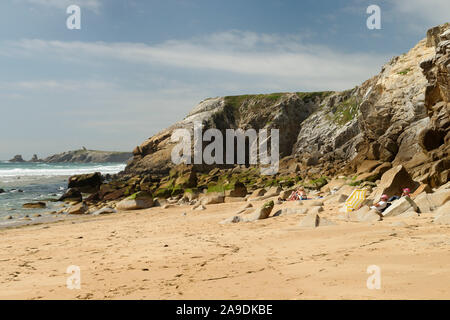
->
371, 194, 389, 219
287, 187, 308, 201
388, 188, 411, 202
298, 187, 307, 200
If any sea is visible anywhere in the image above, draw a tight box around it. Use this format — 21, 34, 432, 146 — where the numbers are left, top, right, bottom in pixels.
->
0, 162, 126, 227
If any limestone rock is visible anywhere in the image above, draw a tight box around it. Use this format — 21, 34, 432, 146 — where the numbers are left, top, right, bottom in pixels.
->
308, 206, 324, 214
372, 165, 419, 201
247, 200, 275, 221
58, 188, 82, 202
68, 172, 103, 193
68, 202, 88, 214
250, 188, 267, 198
22, 202, 46, 209
279, 189, 294, 200
116, 191, 154, 211
411, 184, 432, 198
224, 182, 247, 198
200, 192, 225, 205
224, 197, 246, 203
263, 186, 282, 198
299, 212, 336, 228
92, 207, 117, 215
273, 207, 308, 217
433, 201, 450, 224
382, 197, 419, 217
427, 189, 450, 209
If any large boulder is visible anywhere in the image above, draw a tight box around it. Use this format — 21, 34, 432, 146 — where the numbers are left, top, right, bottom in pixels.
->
433, 201, 450, 225
22, 202, 46, 209
116, 191, 154, 211
58, 188, 82, 202
299, 212, 336, 228
273, 207, 308, 217
372, 165, 419, 200
224, 182, 247, 198
263, 186, 282, 198
427, 189, 450, 209
67, 202, 88, 214
382, 197, 419, 217
250, 188, 266, 198
68, 172, 103, 193
414, 192, 434, 213
246, 200, 275, 221
200, 192, 225, 205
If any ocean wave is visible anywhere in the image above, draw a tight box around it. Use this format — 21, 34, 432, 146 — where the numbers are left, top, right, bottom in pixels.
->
0, 164, 126, 177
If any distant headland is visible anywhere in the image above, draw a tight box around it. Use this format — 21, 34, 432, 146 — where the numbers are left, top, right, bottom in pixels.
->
8, 148, 133, 163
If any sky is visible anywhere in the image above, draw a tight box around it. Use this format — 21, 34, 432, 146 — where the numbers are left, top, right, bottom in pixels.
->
0, 0, 449, 160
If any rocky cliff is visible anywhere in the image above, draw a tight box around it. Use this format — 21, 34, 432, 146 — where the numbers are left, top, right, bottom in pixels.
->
116, 24, 449, 197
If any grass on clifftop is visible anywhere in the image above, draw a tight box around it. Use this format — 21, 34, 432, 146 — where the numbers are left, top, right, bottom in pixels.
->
328, 96, 360, 126
223, 91, 333, 111
296, 91, 333, 102
224, 93, 285, 110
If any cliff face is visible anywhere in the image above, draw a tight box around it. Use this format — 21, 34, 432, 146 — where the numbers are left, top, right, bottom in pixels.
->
125, 24, 450, 187
126, 92, 335, 175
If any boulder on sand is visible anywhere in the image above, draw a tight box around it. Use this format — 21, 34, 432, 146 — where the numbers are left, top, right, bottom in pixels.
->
279, 189, 294, 200
92, 207, 117, 215
346, 206, 380, 222
433, 201, 450, 225
250, 188, 266, 198
116, 191, 154, 211
299, 212, 336, 228
261, 186, 282, 199
414, 192, 434, 213
273, 207, 308, 217
58, 188, 82, 202
68, 202, 88, 214
382, 197, 419, 217
200, 192, 225, 205
427, 189, 450, 209
246, 200, 275, 221
68, 172, 103, 193
224, 182, 247, 198
22, 202, 46, 209
372, 165, 419, 201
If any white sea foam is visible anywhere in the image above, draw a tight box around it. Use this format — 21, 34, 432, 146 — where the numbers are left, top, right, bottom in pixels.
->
0, 164, 126, 177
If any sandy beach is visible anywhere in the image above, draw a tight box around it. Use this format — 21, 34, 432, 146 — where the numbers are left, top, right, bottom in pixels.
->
1, 199, 449, 300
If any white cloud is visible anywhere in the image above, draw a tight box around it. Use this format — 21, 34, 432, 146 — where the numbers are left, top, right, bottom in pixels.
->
2, 30, 391, 91
0, 80, 115, 92
16, 0, 101, 12
389, 0, 450, 25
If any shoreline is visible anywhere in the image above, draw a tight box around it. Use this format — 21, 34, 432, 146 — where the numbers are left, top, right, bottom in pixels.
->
1, 197, 449, 300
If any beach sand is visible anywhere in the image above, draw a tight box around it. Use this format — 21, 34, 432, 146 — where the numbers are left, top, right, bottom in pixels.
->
0, 199, 449, 300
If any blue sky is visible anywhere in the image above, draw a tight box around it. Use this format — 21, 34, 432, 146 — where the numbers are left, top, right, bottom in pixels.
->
0, 0, 449, 160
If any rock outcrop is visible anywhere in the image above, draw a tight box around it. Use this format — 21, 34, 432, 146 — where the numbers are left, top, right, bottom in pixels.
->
42, 149, 132, 163
9, 155, 25, 163
119, 24, 449, 188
